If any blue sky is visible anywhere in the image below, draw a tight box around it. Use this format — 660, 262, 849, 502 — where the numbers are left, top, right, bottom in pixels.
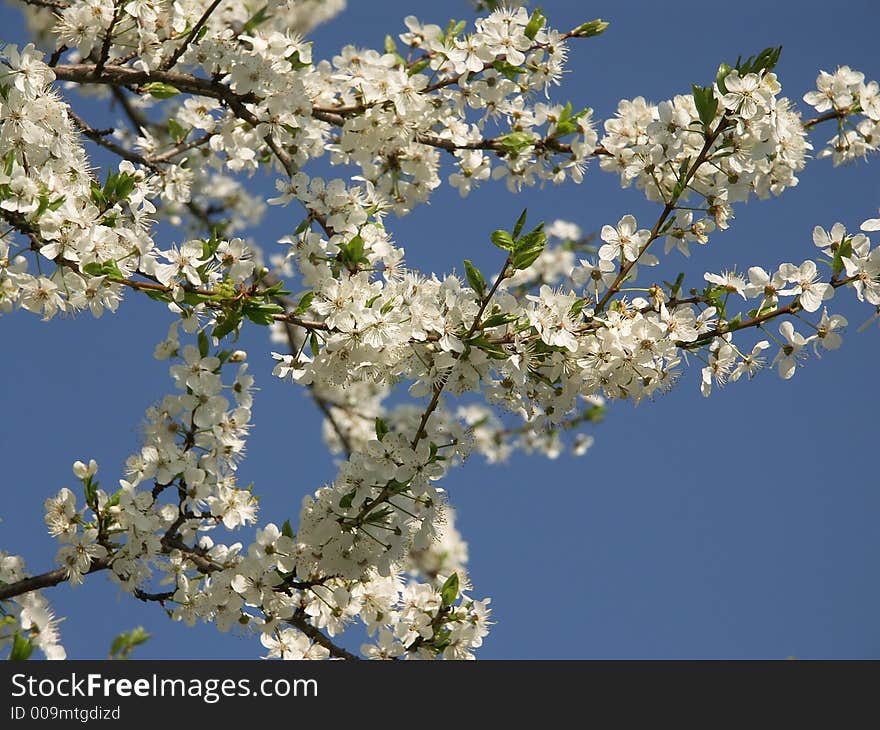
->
2, 0, 879, 659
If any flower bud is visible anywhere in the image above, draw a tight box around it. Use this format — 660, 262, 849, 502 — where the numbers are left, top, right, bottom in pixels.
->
72, 459, 98, 479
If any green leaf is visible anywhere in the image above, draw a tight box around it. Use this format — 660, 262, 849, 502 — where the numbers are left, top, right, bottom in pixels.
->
243, 302, 284, 326
553, 101, 585, 138
197, 330, 210, 358
9, 633, 34, 661
90, 180, 106, 207
3, 149, 15, 176
466, 336, 508, 359
242, 4, 273, 34
481, 312, 518, 328
692, 85, 718, 130
715, 63, 733, 95
585, 403, 606, 423
440, 572, 460, 606
339, 489, 356, 510
497, 131, 536, 155
408, 57, 431, 76
83, 475, 98, 508
167, 118, 189, 144
670, 156, 693, 200
734, 46, 782, 76
108, 627, 151, 660
293, 291, 314, 316
384, 34, 398, 55
365, 506, 393, 525
341, 234, 367, 268
375, 417, 389, 441
524, 8, 546, 40
463, 259, 487, 296
512, 226, 547, 271
34, 193, 51, 219
286, 49, 311, 71
512, 208, 528, 240
492, 59, 524, 80
831, 237, 853, 276
144, 288, 172, 304
666, 272, 686, 298
281, 519, 294, 539
443, 19, 466, 42
114, 173, 136, 201
261, 281, 291, 298
212, 310, 242, 340
491, 230, 515, 251
141, 82, 181, 99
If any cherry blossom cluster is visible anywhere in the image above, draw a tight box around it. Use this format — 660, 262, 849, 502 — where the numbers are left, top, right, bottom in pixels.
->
803, 66, 880, 165
24, 0, 346, 69
20, 329, 490, 660
300, 375, 602, 465
599, 69, 810, 254
0, 552, 66, 660
21, 2, 601, 223
0, 44, 271, 320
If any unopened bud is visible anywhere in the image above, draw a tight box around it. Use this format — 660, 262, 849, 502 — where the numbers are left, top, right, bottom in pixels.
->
73, 459, 98, 480
571, 19, 609, 38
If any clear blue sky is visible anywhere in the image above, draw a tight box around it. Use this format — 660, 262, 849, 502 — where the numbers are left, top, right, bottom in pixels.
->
2, 0, 879, 659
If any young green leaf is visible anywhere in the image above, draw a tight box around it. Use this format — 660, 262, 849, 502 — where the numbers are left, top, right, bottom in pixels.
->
141, 82, 181, 99
108, 627, 151, 660
571, 18, 609, 38
198, 330, 210, 358
464, 259, 487, 296
491, 230, 515, 251
441, 572, 460, 606
692, 85, 718, 130
512, 208, 529, 240
293, 291, 314, 316
9, 633, 34, 661
512, 226, 547, 270
339, 489, 356, 510
167, 118, 189, 143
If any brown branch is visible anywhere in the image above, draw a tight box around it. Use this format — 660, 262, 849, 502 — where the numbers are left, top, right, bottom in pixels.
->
133, 588, 176, 603
160, 0, 224, 71
289, 610, 360, 660
68, 109, 159, 170
0, 557, 111, 602
596, 116, 732, 312
94, 2, 123, 77
351, 255, 513, 526
111, 86, 151, 134
679, 274, 859, 349
803, 108, 849, 129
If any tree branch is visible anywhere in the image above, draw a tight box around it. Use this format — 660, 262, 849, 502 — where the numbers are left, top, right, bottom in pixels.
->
160, 0, 224, 71
0, 557, 111, 602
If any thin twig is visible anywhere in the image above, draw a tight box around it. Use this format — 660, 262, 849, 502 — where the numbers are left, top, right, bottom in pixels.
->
160, 0, 224, 71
